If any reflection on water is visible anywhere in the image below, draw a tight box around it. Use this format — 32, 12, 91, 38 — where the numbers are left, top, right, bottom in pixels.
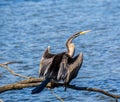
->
0, 0, 120, 102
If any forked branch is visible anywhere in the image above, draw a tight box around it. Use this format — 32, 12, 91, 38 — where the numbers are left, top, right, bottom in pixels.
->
0, 61, 120, 102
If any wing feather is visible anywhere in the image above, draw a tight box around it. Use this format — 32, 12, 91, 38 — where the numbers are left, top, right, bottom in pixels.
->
57, 54, 68, 80
39, 46, 55, 77
64, 53, 83, 84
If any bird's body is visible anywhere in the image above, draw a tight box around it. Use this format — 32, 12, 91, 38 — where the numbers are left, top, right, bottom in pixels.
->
44, 52, 66, 80
31, 30, 90, 94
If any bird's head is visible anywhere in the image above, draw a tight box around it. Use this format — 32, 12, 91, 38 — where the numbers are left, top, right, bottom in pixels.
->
66, 30, 91, 57
75, 30, 91, 36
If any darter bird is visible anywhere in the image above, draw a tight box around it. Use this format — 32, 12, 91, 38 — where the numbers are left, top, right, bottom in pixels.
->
31, 30, 90, 94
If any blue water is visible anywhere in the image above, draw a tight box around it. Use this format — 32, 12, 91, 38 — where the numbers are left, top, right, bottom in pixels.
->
0, 0, 120, 102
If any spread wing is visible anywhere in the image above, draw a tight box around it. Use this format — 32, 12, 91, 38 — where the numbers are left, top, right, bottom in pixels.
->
64, 53, 83, 84
39, 46, 55, 77
57, 54, 68, 80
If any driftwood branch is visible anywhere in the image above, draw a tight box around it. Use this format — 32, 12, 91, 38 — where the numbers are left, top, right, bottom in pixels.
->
0, 61, 120, 102
0, 61, 30, 79
2, 61, 23, 65
53, 83, 120, 99
0, 77, 120, 101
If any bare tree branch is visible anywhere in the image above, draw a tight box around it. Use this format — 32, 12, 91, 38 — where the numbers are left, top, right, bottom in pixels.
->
2, 61, 23, 65
0, 78, 49, 93
50, 89, 64, 102
0, 62, 30, 79
0, 61, 120, 102
0, 77, 120, 102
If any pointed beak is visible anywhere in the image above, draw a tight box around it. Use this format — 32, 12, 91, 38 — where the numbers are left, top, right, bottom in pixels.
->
79, 30, 91, 35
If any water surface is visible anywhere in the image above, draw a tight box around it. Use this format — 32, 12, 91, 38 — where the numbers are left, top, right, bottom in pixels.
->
0, 0, 120, 102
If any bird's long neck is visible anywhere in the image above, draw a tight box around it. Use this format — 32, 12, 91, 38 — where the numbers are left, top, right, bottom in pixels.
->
67, 44, 75, 57
66, 32, 80, 57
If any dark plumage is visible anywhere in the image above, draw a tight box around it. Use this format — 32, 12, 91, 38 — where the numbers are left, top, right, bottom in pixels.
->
31, 30, 90, 94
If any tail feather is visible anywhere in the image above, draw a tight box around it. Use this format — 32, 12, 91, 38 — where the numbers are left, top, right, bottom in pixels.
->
31, 78, 50, 94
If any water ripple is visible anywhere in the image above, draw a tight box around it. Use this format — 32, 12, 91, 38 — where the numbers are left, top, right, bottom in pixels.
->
0, 0, 120, 102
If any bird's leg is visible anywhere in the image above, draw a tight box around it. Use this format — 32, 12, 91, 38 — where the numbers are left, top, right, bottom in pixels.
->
64, 84, 67, 91
64, 87, 67, 91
